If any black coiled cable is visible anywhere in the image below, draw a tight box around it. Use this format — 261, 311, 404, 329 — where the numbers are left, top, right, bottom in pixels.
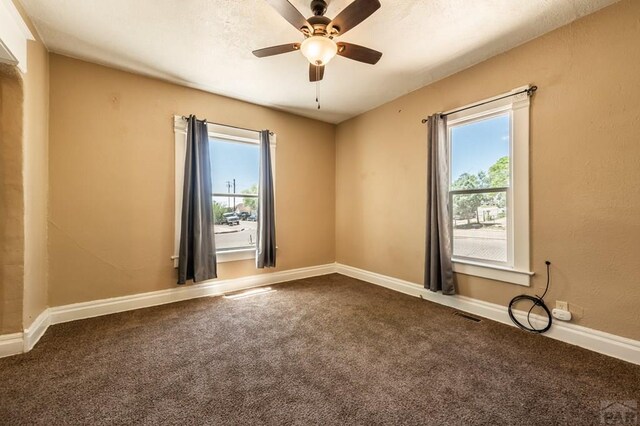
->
508, 261, 552, 333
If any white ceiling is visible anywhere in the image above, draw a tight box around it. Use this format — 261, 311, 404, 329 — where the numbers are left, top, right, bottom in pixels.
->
21, 0, 618, 123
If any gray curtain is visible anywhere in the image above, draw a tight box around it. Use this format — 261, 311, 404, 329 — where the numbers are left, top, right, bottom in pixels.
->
256, 130, 276, 268
425, 114, 455, 294
177, 115, 217, 284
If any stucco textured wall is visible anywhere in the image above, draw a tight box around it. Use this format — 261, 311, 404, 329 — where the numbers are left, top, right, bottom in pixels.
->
0, 64, 24, 333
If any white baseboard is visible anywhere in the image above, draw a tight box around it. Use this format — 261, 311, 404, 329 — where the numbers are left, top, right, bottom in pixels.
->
48, 263, 335, 325
3, 262, 639, 366
23, 309, 51, 352
335, 263, 640, 366
0, 332, 24, 358
0, 263, 335, 358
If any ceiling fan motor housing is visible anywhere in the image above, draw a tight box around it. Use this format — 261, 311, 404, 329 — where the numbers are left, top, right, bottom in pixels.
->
307, 15, 332, 34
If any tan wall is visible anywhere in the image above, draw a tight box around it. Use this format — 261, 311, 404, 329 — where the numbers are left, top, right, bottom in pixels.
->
22, 37, 50, 329
48, 54, 335, 306
14, 0, 52, 329
336, 0, 640, 340
0, 64, 24, 333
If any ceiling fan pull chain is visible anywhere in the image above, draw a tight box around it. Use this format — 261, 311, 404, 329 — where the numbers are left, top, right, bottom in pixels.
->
316, 68, 321, 110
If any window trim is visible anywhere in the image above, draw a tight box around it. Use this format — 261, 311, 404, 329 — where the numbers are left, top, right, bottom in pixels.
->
445, 87, 532, 286
173, 115, 276, 266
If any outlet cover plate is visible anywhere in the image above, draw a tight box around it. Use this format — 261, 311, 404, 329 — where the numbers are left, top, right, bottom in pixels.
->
556, 300, 569, 311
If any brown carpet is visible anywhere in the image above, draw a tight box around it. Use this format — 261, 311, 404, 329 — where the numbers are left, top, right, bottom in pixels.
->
1, 274, 639, 425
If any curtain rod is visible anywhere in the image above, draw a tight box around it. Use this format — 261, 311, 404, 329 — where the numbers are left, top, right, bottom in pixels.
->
420, 86, 537, 124
181, 116, 274, 136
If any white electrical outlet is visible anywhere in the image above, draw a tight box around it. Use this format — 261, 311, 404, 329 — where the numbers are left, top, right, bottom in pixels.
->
556, 300, 568, 311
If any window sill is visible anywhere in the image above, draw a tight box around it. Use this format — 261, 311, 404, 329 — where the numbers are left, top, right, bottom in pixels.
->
171, 249, 256, 267
452, 259, 533, 286
217, 248, 256, 263
172, 247, 277, 267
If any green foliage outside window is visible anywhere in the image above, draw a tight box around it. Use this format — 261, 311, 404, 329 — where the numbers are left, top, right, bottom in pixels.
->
452, 156, 509, 225
212, 201, 229, 224
242, 184, 258, 212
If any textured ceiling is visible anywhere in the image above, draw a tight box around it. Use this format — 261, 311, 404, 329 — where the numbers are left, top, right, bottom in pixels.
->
21, 0, 619, 123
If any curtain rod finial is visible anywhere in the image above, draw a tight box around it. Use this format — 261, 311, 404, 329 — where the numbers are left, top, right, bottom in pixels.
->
421, 118, 428, 124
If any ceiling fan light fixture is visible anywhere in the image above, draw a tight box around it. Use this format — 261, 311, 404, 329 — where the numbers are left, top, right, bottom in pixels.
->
300, 36, 337, 65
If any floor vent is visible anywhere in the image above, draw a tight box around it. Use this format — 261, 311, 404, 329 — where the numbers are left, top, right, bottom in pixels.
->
453, 311, 482, 322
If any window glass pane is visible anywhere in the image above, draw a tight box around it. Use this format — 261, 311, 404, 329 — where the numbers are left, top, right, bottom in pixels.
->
450, 114, 510, 190
210, 137, 259, 253
210, 138, 259, 195
212, 196, 257, 251
452, 191, 507, 263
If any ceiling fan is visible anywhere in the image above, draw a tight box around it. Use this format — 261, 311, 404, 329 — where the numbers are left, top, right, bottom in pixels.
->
253, 0, 382, 82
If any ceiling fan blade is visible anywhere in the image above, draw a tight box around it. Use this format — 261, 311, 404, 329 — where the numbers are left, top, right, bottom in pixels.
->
328, 0, 381, 35
309, 64, 325, 82
265, 0, 312, 32
336, 42, 382, 64
253, 43, 301, 58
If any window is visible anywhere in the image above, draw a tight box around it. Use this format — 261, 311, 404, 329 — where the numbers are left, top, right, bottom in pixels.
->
446, 87, 532, 286
173, 116, 275, 264
211, 138, 259, 252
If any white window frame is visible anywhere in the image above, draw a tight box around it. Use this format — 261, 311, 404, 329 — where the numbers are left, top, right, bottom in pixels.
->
446, 86, 532, 286
173, 115, 276, 266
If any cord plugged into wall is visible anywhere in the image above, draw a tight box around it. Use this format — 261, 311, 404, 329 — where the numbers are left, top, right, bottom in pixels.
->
508, 260, 553, 333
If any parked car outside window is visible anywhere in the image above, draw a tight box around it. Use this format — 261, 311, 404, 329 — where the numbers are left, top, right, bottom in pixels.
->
222, 212, 240, 226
